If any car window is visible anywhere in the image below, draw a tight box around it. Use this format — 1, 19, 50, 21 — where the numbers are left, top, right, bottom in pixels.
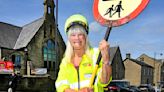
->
109, 81, 130, 87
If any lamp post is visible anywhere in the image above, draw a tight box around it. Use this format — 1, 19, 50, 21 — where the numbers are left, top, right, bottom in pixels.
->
54, 0, 59, 79
154, 52, 163, 68
162, 69, 164, 82
161, 60, 164, 82
154, 52, 163, 86
24, 48, 28, 74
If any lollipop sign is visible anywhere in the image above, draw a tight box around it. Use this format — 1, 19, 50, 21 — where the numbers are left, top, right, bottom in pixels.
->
90, 0, 150, 87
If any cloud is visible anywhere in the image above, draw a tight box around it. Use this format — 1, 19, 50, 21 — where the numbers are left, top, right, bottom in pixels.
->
134, 11, 164, 33
89, 21, 106, 32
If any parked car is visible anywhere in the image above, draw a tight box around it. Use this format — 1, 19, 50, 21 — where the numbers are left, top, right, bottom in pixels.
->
128, 85, 141, 92
0, 61, 14, 74
157, 81, 164, 88
156, 81, 164, 92
138, 84, 155, 92
105, 80, 134, 92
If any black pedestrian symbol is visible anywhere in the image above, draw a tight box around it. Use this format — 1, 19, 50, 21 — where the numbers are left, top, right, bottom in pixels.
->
104, 5, 114, 18
104, 1, 124, 18
102, 0, 111, 1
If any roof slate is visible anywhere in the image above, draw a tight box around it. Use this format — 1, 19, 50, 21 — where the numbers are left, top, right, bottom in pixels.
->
110, 46, 119, 61
14, 18, 44, 49
0, 22, 21, 49
129, 58, 153, 68
0, 17, 44, 49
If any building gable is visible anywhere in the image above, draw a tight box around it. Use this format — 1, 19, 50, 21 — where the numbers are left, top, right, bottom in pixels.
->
110, 46, 125, 80
137, 53, 163, 86
14, 18, 44, 49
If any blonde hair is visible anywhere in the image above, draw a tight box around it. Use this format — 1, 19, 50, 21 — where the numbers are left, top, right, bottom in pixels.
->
64, 25, 91, 63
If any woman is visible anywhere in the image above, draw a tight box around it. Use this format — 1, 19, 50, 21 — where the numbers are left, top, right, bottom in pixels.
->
55, 14, 112, 92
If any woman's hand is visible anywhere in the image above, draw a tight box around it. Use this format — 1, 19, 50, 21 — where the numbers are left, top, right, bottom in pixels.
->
65, 87, 93, 92
99, 40, 110, 63
78, 87, 94, 92
99, 40, 112, 84
64, 88, 77, 92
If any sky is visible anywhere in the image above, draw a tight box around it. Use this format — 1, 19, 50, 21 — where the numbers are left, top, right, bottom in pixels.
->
0, 0, 164, 60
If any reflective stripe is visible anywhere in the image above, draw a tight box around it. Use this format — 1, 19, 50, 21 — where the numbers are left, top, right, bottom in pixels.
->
56, 80, 69, 88
95, 68, 102, 84
92, 48, 99, 67
70, 80, 90, 89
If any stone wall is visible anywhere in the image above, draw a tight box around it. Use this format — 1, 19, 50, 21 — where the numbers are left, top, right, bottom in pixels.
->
124, 59, 141, 86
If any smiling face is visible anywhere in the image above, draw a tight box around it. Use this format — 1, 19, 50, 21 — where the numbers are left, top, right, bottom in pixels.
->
67, 25, 87, 51
69, 33, 86, 50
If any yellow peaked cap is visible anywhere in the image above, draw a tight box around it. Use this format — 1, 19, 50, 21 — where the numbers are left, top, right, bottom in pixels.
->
64, 14, 89, 34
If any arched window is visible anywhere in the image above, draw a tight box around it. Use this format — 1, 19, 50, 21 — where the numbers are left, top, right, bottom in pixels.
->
11, 54, 21, 68
43, 40, 56, 70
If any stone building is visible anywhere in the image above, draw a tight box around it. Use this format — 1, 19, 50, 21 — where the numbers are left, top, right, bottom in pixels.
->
0, 0, 65, 91
124, 54, 154, 86
137, 54, 164, 86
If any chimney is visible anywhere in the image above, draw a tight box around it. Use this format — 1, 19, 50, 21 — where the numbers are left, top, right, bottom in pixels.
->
126, 53, 131, 59
140, 57, 144, 61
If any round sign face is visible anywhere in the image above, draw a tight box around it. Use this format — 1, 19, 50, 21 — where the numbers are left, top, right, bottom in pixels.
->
93, 0, 149, 27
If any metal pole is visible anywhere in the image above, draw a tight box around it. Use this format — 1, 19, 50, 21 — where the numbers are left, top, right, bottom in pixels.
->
89, 27, 112, 87
56, 0, 58, 25
54, 0, 59, 80
154, 52, 163, 86
154, 52, 156, 68
24, 48, 28, 75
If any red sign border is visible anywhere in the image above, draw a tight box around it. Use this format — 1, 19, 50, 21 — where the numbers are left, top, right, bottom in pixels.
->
93, 0, 150, 27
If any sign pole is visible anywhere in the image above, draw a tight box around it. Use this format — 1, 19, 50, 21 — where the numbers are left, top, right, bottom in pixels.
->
89, 26, 112, 87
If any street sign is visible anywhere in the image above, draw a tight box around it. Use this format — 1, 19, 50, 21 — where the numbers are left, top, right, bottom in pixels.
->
93, 0, 150, 27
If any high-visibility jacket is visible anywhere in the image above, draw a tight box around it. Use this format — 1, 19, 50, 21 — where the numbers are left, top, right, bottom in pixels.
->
55, 48, 112, 92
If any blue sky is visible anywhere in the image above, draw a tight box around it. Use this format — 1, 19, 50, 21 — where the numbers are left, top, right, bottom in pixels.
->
0, 0, 164, 59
